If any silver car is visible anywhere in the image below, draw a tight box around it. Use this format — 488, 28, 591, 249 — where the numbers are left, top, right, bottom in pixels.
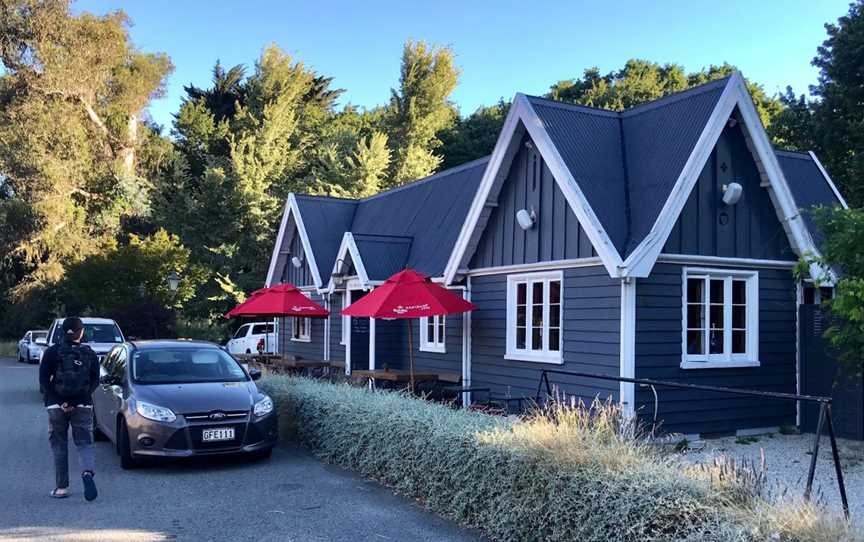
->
17, 330, 47, 363
92, 340, 278, 469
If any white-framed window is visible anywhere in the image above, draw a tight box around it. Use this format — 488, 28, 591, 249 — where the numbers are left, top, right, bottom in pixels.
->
419, 316, 446, 353
291, 317, 311, 342
340, 292, 350, 345
505, 271, 563, 363
682, 268, 759, 369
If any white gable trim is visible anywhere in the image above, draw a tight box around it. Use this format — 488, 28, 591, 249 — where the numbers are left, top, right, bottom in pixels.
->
325, 232, 371, 292
443, 94, 624, 284
808, 151, 849, 209
622, 73, 822, 278
264, 193, 323, 288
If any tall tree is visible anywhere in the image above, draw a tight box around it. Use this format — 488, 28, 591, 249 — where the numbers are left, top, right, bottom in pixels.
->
385, 41, 459, 186
0, 0, 172, 299
810, 0, 864, 207
438, 100, 509, 170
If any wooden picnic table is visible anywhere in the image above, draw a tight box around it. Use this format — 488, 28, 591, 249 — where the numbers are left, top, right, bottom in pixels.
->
352, 369, 439, 382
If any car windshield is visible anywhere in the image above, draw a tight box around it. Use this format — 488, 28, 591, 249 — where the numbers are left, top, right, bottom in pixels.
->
132, 347, 247, 384
51, 322, 123, 344
32, 332, 47, 341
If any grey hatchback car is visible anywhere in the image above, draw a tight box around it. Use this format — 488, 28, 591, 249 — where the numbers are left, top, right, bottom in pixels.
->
93, 340, 278, 469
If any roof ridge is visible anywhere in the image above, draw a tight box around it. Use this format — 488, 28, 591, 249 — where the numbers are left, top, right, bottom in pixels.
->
353, 233, 414, 242
358, 155, 491, 203
774, 148, 813, 160
620, 76, 731, 117
525, 95, 620, 117
293, 194, 358, 204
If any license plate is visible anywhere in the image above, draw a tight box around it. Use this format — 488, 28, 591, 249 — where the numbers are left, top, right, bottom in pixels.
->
201, 427, 235, 442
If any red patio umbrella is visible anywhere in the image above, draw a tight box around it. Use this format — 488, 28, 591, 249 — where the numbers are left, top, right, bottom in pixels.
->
225, 283, 328, 319
342, 269, 476, 388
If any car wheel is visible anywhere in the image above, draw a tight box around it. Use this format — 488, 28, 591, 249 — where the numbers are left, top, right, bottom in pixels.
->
17, 351, 24, 363
117, 419, 139, 470
92, 410, 107, 442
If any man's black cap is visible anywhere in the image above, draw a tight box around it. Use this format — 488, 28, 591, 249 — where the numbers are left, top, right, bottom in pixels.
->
62, 317, 84, 335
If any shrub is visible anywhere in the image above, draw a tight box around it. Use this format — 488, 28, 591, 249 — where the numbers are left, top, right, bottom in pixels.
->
260, 376, 859, 542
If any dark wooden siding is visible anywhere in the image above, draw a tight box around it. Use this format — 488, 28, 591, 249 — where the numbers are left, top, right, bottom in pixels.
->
277, 290, 326, 360
403, 302, 464, 377
663, 124, 796, 260
278, 231, 316, 287
470, 266, 620, 402
328, 292, 345, 363
469, 136, 595, 269
635, 263, 796, 435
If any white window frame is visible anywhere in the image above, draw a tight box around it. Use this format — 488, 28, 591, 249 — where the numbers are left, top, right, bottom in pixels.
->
291, 290, 313, 343
340, 292, 350, 345
419, 316, 446, 353
681, 267, 759, 369
505, 271, 563, 364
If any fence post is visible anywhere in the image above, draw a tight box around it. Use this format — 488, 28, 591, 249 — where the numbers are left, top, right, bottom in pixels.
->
804, 402, 827, 501
824, 404, 850, 519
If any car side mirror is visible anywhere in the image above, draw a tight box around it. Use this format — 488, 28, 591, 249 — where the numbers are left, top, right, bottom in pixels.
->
99, 375, 119, 386
35, 338, 47, 346
249, 367, 262, 381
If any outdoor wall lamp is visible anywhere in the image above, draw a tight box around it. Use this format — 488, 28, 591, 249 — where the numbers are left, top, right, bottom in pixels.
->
516, 207, 536, 230
166, 271, 180, 293
331, 258, 347, 287
291, 255, 303, 268
722, 182, 743, 205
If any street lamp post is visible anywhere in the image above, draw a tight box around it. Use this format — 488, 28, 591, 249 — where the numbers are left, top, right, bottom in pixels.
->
166, 271, 180, 338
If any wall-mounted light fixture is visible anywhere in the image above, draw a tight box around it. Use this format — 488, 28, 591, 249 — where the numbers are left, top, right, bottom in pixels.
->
291, 255, 303, 268
516, 207, 536, 230
331, 258, 347, 287
722, 182, 743, 205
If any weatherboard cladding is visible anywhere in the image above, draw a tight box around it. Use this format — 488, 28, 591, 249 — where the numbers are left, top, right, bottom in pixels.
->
634, 263, 797, 435
280, 231, 314, 287
470, 135, 595, 269
277, 291, 327, 361
663, 124, 796, 260
470, 266, 620, 403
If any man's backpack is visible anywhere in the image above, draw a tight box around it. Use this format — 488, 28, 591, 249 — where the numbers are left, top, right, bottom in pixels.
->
53, 343, 94, 398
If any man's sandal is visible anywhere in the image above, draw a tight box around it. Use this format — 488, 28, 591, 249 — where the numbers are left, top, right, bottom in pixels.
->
49, 488, 69, 498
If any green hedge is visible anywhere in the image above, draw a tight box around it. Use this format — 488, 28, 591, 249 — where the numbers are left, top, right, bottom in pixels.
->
259, 376, 854, 542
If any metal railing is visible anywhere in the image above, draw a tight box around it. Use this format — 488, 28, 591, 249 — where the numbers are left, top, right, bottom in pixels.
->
535, 368, 850, 519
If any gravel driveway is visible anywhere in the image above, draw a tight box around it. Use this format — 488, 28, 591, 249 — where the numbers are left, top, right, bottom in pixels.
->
0, 357, 482, 542
681, 431, 864, 523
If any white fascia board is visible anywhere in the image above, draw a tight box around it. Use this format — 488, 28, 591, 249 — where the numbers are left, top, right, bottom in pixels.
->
443, 94, 624, 283
622, 73, 824, 279
621, 76, 739, 278
265, 196, 293, 287
325, 232, 371, 292
288, 194, 324, 289
808, 151, 849, 209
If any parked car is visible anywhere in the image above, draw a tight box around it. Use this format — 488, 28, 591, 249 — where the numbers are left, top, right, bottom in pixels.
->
17, 330, 48, 363
45, 317, 125, 363
225, 322, 275, 355
92, 340, 277, 469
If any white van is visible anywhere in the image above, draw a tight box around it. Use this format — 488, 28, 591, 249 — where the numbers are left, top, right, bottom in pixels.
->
226, 322, 276, 355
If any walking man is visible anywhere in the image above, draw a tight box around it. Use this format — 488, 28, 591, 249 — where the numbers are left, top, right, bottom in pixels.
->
39, 317, 100, 501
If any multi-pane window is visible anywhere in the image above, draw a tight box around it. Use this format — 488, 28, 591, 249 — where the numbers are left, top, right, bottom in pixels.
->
506, 272, 562, 363
291, 316, 310, 342
419, 316, 446, 353
683, 269, 758, 367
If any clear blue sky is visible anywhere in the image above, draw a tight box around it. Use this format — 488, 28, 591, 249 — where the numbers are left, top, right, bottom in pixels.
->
75, 0, 850, 130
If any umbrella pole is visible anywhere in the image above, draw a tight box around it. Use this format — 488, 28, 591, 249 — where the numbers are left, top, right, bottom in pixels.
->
407, 319, 415, 392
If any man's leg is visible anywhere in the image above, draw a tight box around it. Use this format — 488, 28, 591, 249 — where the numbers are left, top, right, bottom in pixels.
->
47, 408, 70, 491
70, 407, 97, 501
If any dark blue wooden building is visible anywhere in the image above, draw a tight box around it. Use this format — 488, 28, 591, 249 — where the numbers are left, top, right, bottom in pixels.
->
265, 73, 847, 437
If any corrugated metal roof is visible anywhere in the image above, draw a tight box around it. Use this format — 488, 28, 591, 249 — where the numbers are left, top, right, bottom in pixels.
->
775, 149, 843, 248
294, 196, 357, 284
527, 97, 629, 253
352, 234, 413, 280
622, 79, 728, 256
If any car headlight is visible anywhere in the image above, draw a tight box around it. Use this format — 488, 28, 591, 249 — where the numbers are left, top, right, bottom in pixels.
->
253, 395, 273, 417
136, 401, 177, 423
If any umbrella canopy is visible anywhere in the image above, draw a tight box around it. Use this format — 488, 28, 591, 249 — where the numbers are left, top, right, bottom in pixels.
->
342, 269, 475, 319
225, 283, 329, 318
